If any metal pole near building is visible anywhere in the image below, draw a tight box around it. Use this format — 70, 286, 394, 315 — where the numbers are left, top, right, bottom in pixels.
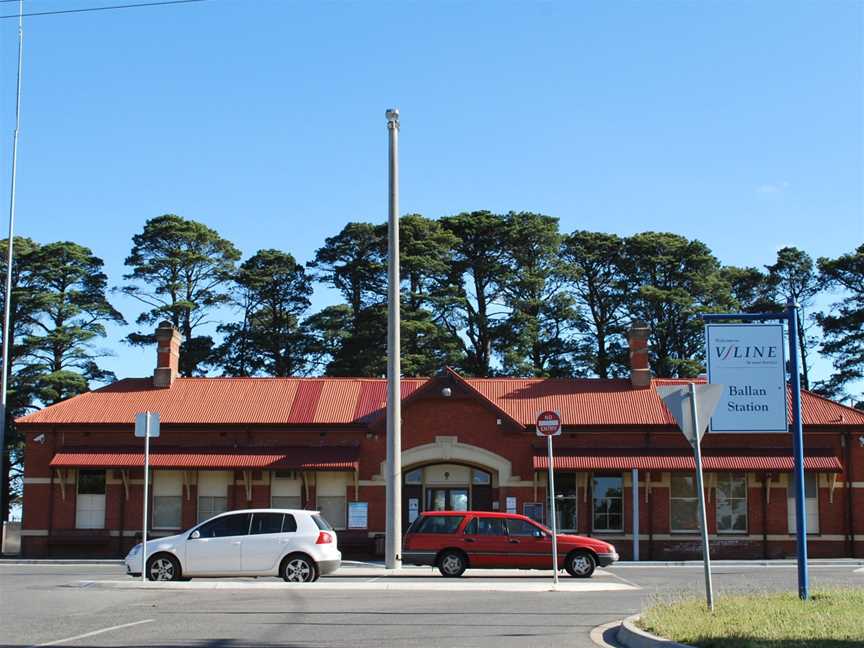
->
142, 414, 150, 583
0, 0, 24, 523
688, 382, 714, 611
787, 301, 809, 600
631, 468, 639, 561
702, 308, 810, 600
384, 108, 402, 569
546, 436, 558, 586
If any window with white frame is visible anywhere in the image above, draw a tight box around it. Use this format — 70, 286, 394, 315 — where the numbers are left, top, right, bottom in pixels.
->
271, 470, 302, 509
716, 473, 747, 533
197, 471, 229, 523
670, 474, 699, 532
592, 475, 622, 532
76, 469, 106, 529
316, 471, 348, 529
787, 473, 819, 534
153, 471, 183, 529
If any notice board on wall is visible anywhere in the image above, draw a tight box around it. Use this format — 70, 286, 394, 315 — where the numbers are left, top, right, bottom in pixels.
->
348, 502, 368, 529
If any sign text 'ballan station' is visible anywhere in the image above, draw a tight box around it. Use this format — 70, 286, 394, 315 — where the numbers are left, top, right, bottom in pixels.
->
705, 324, 788, 433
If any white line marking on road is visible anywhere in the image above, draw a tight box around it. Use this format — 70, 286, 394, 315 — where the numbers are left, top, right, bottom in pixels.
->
855, 567, 864, 573
606, 570, 641, 589
75, 580, 636, 593
34, 619, 154, 646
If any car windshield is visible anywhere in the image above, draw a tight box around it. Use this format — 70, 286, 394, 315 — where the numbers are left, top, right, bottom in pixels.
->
528, 520, 551, 535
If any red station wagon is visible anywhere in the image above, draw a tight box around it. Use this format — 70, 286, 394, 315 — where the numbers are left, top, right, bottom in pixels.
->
403, 511, 618, 578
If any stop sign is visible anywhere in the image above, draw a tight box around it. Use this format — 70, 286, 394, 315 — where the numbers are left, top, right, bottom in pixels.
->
535, 410, 562, 437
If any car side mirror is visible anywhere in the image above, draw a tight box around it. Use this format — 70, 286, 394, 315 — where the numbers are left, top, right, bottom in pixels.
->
190, 530, 200, 540
534, 530, 544, 538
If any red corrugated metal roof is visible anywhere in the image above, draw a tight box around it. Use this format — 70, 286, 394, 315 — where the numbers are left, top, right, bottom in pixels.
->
48, 446, 359, 470
533, 449, 842, 472
467, 378, 675, 426
17, 377, 426, 426
15, 372, 864, 428
468, 377, 864, 427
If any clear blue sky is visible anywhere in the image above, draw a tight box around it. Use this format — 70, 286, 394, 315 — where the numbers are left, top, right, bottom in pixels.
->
0, 0, 861, 391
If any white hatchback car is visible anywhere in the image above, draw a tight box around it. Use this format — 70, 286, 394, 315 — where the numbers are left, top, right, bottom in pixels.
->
125, 509, 341, 582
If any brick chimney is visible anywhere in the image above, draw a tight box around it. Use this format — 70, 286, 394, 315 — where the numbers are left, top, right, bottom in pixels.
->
628, 320, 652, 389
153, 321, 181, 388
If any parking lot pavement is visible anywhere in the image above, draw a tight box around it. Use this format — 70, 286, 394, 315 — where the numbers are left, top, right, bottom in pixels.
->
73, 563, 634, 592
0, 562, 861, 648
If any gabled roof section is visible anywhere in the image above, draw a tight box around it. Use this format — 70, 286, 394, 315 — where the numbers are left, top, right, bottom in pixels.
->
444, 367, 525, 430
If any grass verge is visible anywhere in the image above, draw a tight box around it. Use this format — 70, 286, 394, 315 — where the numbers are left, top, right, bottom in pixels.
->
638, 588, 864, 648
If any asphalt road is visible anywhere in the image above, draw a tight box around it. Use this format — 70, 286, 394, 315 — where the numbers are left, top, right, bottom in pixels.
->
1, 562, 862, 648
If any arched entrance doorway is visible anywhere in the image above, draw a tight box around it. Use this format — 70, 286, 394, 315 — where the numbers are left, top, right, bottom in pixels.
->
402, 463, 493, 528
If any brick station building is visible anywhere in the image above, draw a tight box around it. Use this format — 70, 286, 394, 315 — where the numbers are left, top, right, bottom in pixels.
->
16, 322, 864, 560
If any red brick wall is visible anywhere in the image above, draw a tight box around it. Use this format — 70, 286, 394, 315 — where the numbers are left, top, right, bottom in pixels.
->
18, 395, 864, 560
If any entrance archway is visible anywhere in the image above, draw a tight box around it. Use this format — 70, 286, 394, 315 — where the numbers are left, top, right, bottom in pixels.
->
374, 436, 517, 529
402, 463, 493, 528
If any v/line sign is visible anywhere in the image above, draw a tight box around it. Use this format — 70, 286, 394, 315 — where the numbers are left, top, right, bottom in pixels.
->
705, 323, 787, 432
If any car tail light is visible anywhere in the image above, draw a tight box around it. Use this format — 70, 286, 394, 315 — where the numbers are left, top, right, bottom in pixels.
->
316, 531, 333, 544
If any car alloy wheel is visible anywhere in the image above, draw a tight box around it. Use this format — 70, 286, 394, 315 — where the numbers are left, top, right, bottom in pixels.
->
438, 551, 466, 577
283, 556, 316, 583
566, 551, 596, 578
147, 555, 179, 581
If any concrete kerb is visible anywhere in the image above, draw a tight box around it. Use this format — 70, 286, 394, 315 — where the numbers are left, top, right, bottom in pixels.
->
615, 615, 694, 648
589, 619, 626, 648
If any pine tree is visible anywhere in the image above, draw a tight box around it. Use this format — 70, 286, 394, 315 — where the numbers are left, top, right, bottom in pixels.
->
121, 214, 240, 376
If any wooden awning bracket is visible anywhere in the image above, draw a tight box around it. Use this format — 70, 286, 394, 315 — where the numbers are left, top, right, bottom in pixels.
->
54, 469, 68, 500
829, 473, 838, 504
302, 472, 310, 503
120, 469, 130, 500
242, 470, 253, 502
183, 471, 198, 501
354, 468, 359, 501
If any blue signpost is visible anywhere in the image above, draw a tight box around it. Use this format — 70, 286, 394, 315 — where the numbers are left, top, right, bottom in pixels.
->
702, 302, 809, 600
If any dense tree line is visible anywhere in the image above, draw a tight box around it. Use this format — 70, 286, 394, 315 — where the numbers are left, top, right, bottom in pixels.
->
0, 213, 861, 518
0, 239, 124, 518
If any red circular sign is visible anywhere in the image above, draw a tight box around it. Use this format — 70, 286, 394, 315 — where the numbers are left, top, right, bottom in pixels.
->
536, 410, 561, 436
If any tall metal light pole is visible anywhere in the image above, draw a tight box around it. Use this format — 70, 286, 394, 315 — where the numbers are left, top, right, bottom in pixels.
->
384, 108, 402, 569
0, 0, 24, 522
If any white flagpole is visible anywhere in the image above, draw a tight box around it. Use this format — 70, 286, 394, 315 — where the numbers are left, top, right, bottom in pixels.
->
0, 0, 24, 523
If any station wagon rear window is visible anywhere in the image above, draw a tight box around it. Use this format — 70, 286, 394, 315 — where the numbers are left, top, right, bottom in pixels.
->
414, 515, 464, 534
312, 514, 333, 531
